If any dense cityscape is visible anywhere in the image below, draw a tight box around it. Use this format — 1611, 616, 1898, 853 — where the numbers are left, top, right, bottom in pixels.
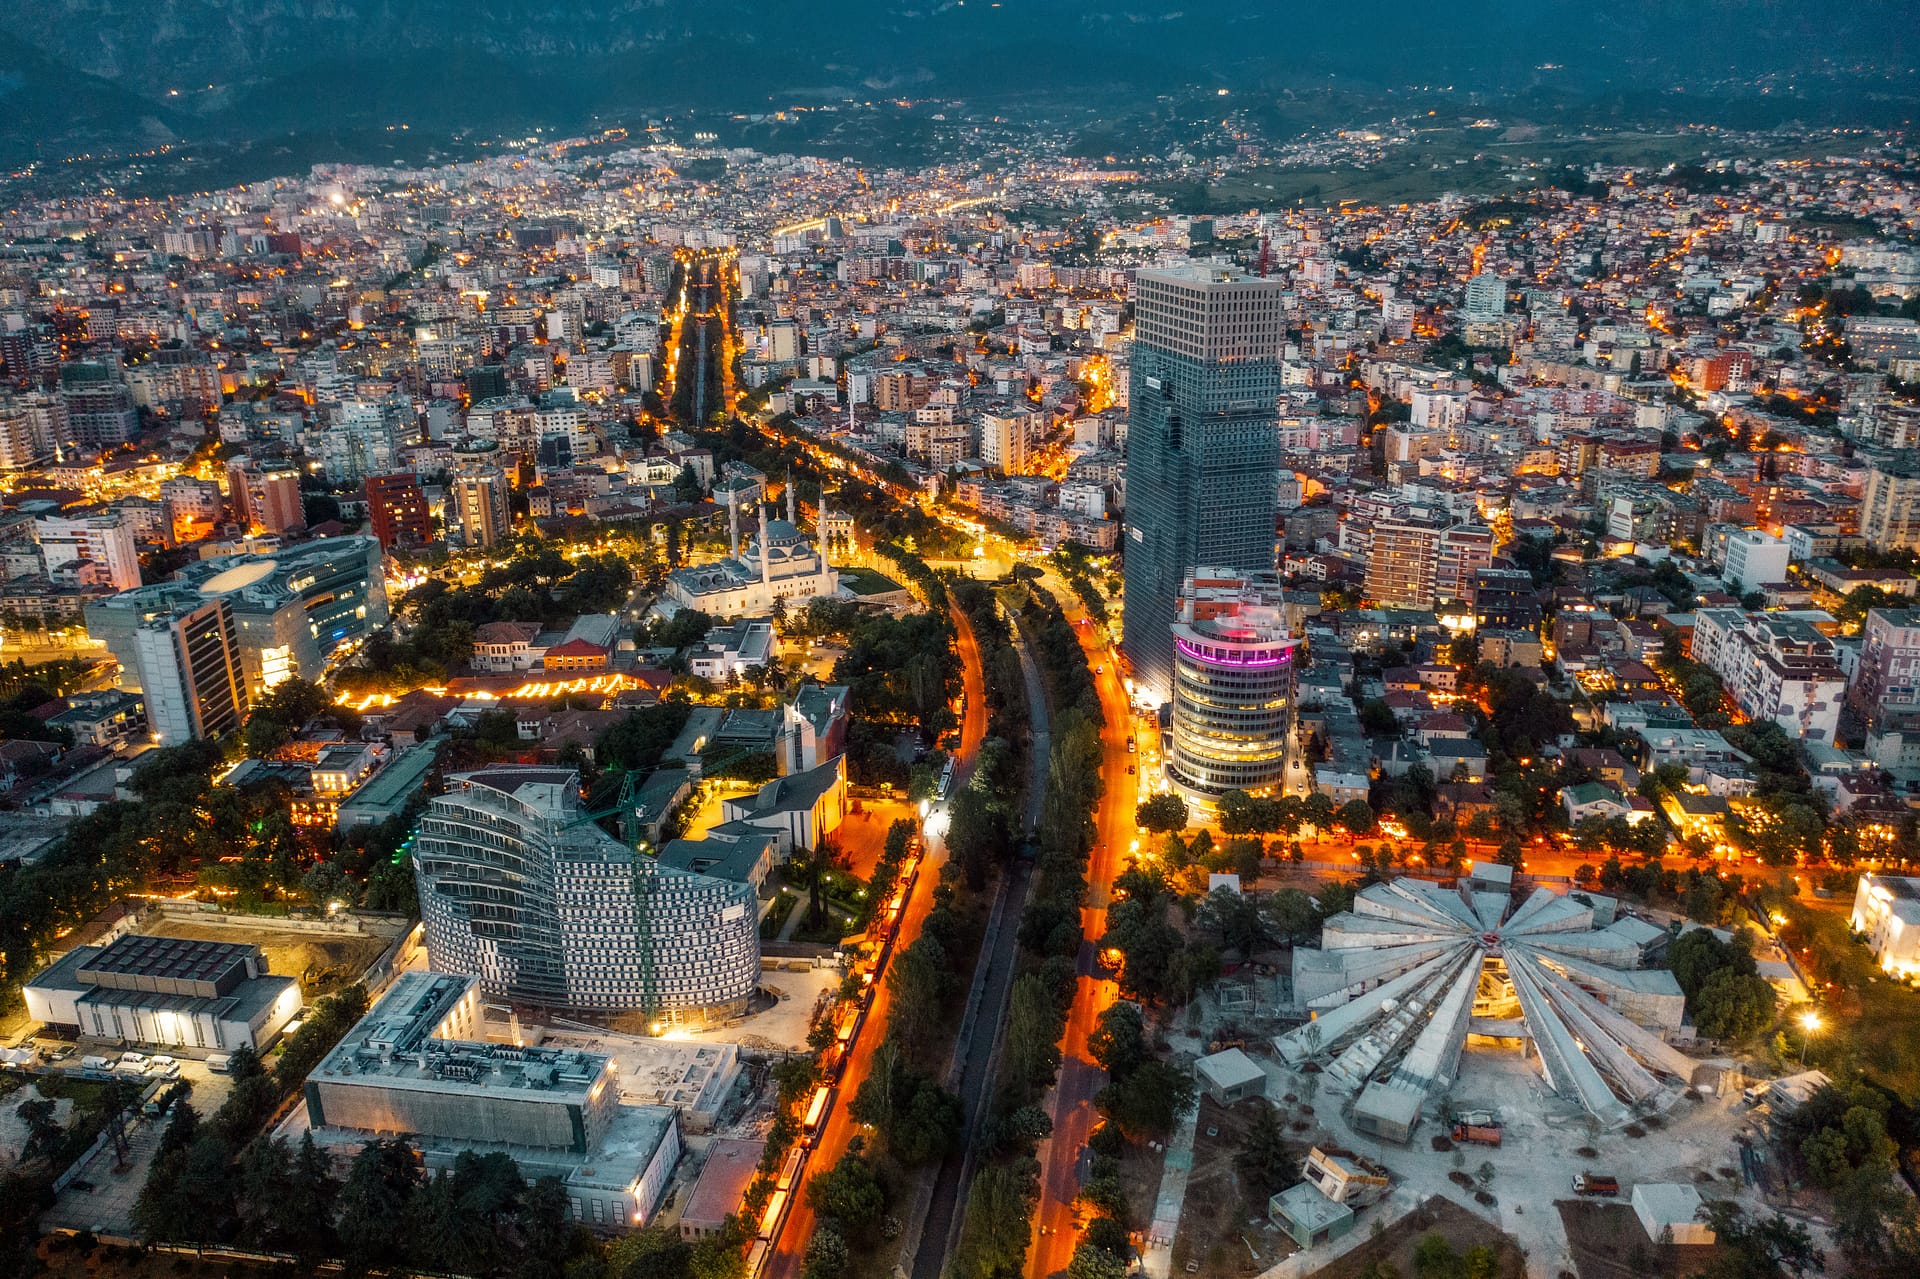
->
1, 20, 1920, 1279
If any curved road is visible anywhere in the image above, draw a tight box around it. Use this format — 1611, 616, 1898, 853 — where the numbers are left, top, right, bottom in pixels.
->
1027, 591, 1135, 1279
765, 600, 990, 1279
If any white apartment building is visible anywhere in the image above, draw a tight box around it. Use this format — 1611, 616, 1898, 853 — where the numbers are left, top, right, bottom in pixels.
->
1850, 874, 1920, 978
33, 512, 143, 589
1690, 608, 1846, 743
1722, 528, 1790, 589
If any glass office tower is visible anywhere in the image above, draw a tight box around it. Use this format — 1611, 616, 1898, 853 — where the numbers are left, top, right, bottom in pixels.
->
1121, 265, 1288, 705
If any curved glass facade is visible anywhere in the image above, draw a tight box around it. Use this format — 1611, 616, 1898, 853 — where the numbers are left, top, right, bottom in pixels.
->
416, 769, 760, 1025
1166, 621, 1297, 800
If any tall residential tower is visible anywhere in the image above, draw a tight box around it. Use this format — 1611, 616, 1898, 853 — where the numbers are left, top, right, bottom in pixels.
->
1121, 266, 1287, 704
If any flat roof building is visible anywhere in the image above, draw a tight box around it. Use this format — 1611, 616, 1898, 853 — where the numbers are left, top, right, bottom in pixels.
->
1194, 1047, 1267, 1106
1851, 873, 1920, 978
87, 536, 388, 698
1269, 1182, 1355, 1249
303, 973, 680, 1231
24, 933, 301, 1053
681, 1137, 766, 1239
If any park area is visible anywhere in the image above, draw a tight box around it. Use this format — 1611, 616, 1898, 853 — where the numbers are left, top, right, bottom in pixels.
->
1779, 900, 1920, 1097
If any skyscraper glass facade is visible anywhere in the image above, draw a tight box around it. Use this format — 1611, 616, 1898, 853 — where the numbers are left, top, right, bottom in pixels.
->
1121, 266, 1287, 704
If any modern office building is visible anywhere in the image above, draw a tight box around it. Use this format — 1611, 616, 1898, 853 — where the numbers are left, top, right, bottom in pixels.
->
449, 461, 512, 548
1121, 265, 1288, 704
413, 768, 762, 1027
131, 596, 250, 743
304, 972, 682, 1231
365, 471, 433, 549
87, 535, 388, 697
1862, 452, 1920, 551
24, 933, 302, 1052
1166, 567, 1298, 803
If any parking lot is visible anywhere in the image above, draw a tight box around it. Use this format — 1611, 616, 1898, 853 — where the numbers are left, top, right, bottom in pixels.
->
12, 1050, 237, 1236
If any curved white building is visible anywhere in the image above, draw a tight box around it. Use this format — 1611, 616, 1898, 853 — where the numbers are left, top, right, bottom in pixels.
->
414, 767, 761, 1027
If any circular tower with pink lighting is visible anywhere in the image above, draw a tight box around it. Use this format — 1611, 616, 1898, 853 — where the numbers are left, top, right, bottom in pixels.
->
1166, 611, 1298, 803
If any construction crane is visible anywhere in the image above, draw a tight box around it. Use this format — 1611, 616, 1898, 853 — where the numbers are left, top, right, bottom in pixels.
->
559, 744, 773, 844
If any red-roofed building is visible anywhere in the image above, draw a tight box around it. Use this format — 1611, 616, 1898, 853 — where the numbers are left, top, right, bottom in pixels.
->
542, 638, 610, 672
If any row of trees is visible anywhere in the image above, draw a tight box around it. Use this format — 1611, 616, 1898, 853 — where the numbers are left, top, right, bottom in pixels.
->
1575, 858, 1749, 928
134, 986, 371, 1252
801, 574, 999, 1279
950, 581, 1107, 1279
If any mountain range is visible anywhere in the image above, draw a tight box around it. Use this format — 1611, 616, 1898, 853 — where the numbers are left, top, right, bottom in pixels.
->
1, 1, 1914, 168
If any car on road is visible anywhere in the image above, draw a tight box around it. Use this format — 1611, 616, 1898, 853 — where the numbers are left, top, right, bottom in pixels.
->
1127, 764, 1135, 774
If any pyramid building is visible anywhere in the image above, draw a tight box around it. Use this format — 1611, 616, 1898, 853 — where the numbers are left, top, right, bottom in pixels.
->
1275, 873, 1698, 1140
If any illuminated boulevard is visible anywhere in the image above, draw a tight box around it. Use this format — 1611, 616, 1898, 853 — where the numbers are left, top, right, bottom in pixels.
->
765, 600, 992, 1279
1028, 585, 1135, 1279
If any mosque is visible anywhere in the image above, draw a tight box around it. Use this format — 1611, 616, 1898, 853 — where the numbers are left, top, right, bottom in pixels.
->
664, 488, 840, 619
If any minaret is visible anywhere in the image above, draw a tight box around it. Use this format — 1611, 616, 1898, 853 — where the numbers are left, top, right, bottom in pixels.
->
758, 501, 773, 588
728, 486, 741, 560
818, 504, 833, 593
786, 483, 796, 526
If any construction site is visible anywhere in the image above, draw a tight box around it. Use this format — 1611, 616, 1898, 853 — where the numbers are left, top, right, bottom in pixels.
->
1152, 871, 1786, 1279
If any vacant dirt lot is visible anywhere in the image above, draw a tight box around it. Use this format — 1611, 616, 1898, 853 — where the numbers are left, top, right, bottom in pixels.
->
1558, 1200, 1726, 1279
144, 916, 397, 995
1309, 1196, 1526, 1279
1171, 1096, 1297, 1279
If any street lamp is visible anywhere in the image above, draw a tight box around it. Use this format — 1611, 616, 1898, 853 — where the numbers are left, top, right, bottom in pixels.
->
1798, 1010, 1820, 1067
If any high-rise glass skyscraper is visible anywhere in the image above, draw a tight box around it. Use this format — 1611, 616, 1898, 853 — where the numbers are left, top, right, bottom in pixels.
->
1121, 266, 1287, 704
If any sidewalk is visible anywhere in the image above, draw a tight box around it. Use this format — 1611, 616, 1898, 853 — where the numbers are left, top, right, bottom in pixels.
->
1141, 1101, 1202, 1279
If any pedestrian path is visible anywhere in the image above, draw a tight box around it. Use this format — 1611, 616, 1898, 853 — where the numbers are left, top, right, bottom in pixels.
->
1141, 1100, 1202, 1279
